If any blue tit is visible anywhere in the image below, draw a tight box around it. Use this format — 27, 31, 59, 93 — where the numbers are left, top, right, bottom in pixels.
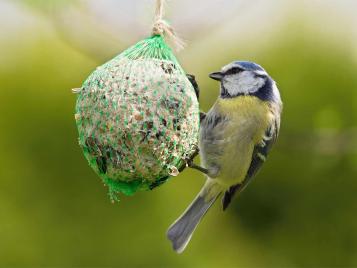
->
167, 61, 283, 253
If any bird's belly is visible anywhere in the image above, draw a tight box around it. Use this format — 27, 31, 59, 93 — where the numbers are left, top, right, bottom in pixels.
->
200, 119, 258, 186
200, 97, 272, 187
216, 130, 255, 185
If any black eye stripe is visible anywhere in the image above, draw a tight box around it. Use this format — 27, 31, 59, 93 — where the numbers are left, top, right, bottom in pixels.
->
224, 67, 244, 75
255, 74, 267, 78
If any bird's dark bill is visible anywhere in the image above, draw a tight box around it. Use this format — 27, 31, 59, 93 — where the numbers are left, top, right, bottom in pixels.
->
209, 72, 223, 81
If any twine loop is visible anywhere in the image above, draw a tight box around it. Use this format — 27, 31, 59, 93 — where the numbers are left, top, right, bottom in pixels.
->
152, 0, 185, 51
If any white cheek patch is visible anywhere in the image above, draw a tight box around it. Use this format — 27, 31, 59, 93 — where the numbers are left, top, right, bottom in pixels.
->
223, 71, 265, 96
272, 82, 282, 104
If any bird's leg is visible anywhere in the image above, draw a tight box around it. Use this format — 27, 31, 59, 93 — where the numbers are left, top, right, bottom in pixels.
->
178, 145, 199, 173
186, 74, 207, 122
185, 154, 210, 176
186, 74, 199, 100
187, 162, 210, 175
200, 112, 206, 122
181, 145, 209, 175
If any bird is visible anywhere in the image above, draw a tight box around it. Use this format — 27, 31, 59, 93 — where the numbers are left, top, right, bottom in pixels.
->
167, 61, 283, 253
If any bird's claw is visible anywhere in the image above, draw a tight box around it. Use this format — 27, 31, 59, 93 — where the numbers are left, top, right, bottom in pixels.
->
185, 157, 194, 168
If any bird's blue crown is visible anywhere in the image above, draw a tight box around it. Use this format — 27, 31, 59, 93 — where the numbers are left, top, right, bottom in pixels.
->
233, 61, 265, 72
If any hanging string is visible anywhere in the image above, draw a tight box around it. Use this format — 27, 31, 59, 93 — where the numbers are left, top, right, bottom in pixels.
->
152, 0, 185, 51
154, 0, 165, 22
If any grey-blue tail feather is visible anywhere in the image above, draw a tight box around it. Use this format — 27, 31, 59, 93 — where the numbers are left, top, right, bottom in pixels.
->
167, 193, 219, 253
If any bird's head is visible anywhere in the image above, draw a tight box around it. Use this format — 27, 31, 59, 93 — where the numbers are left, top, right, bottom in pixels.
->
209, 61, 280, 103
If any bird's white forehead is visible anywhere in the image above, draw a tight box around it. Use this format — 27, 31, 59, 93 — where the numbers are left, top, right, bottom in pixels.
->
221, 63, 268, 76
221, 63, 236, 73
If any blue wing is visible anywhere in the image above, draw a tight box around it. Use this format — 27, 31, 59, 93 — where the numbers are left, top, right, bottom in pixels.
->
222, 116, 280, 210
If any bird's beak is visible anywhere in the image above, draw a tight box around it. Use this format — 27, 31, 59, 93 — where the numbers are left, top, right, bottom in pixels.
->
209, 72, 224, 81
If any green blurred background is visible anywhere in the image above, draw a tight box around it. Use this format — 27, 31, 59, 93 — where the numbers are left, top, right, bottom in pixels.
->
1, 0, 357, 267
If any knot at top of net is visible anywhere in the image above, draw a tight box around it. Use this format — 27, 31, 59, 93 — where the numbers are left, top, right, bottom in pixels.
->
151, 0, 185, 51
152, 19, 171, 35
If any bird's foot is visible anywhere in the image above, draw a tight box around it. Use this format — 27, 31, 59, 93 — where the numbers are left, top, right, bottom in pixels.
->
185, 158, 210, 176
200, 112, 206, 122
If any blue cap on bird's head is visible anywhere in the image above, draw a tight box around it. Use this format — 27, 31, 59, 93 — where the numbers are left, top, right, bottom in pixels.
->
233, 61, 265, 72
209, 61, 266, 81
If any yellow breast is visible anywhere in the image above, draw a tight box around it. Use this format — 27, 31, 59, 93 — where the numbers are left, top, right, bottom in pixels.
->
217, 96, 272, 143
212, 96, 273, 184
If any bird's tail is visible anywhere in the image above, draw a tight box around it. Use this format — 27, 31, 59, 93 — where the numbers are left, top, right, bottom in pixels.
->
167, 180, 223, 253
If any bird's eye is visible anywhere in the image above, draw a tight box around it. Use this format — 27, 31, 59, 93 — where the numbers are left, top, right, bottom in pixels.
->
225, 67, 243, 75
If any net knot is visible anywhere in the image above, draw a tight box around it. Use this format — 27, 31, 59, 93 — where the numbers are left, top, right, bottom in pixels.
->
151, 0, 185, 51
152, 19, 167, 36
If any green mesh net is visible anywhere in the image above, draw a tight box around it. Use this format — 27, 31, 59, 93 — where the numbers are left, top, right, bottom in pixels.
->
75, 35, 200, 201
